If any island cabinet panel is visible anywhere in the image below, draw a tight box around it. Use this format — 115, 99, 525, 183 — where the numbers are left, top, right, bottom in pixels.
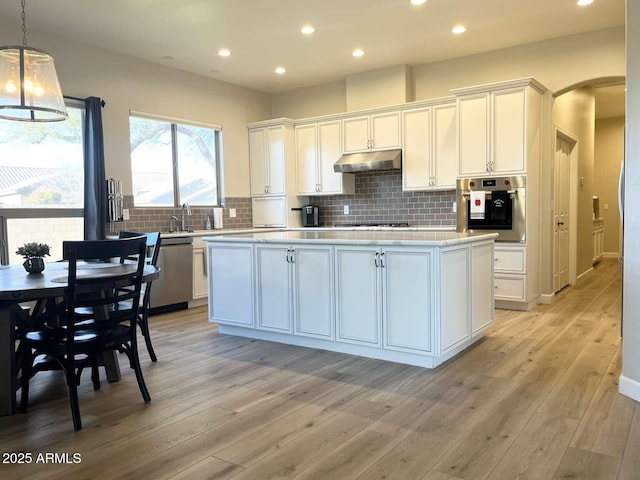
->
471, 241, 495, 334
335, 246, 381, 346
293, 245, 334, 339
255, 245, 292, 332
382, 248, 433, 353
208, 244, 254, 327
440, 246, 471, 352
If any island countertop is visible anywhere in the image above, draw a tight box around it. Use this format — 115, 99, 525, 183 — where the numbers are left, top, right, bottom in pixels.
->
202, 230, 498, 247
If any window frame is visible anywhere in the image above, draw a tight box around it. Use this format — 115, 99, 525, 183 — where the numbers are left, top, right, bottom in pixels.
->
129, 110, 224, 208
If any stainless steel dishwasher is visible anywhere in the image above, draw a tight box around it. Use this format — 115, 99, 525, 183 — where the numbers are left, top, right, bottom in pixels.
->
149, 236, 193, 312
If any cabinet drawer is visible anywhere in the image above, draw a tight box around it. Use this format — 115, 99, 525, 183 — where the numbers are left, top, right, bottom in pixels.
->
494, 247, 525, 273
494, 275, 526, 301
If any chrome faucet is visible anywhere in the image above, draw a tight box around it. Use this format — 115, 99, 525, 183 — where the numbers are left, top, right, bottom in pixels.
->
181, 202, 191, 231
169, 215, 179, 233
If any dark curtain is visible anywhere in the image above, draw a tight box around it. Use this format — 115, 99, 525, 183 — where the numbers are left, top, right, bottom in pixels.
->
83, 97, 106, 240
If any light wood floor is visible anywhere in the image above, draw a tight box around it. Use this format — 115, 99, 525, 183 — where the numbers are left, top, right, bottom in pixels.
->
1, 258, 638, 480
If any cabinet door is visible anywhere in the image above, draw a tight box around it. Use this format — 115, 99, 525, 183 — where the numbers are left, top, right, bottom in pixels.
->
342, 116, 370, 153
382, 248, 433, 353
255, 245, 292, 332
208, 243, 254, 326
317, 120, 345, 194
402, 107, 432, 191
440, 247, 471, 352
433, 102, 457, 189
492, 89, 526, 173
335, 247, 381, 346
266, 126, 285, 195
458, 94, 489, 177
293, 245, 334, 339
252, 197, 286, 227
295, 124, 318, 195
470, 242, 494, 334
249, 128, 267, 196
192, 247, 208, 299
370, 111, 401, 150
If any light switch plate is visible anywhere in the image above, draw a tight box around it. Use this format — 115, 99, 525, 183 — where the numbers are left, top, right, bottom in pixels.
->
229, 208, 237, 218
452, 202, 457, 213
123, 209, 130, 220
343, 205, 349, 215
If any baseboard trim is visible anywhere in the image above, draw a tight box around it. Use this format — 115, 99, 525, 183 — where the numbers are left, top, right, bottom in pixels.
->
539, 293, 554, 304
619, 374, 640, 402
577, 267, 594, 281
602, 252, 620, 259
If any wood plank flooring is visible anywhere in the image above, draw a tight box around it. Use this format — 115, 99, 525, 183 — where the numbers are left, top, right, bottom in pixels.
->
1, 258, 637, 480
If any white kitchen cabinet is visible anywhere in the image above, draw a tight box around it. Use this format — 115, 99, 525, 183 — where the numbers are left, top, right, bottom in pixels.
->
335, 245, 434, 352
207, 243, 254, 327
255, 245, 292, 332
335, 246, 381, 346
295, 120, 354, 196
249, 125, 286, 196
402, 101, 456, 191
342, 110, 401, 153
292, 245, 334, 339
192, 238, 208, 300
382, 247, 434, 354
454, 78, 545, 177
255, 243, 334, 336
494, 244, 527, 302
470, 242, 494, 334
252, 197, 287, 227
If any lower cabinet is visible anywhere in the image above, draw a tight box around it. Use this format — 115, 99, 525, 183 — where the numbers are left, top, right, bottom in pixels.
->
593, 220, 605, 264
493, 244, 527, 302
255, 244, 334, 337
208, 243, 254, 327
207, 239, 494, 368
192, 238, 208, 300
334, 246, 433, 352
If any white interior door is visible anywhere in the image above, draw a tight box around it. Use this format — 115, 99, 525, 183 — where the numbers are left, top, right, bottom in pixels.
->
554, 136, 573, 292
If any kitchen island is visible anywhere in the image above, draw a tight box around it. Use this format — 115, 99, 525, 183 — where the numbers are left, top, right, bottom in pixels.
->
204, 230, 497, 368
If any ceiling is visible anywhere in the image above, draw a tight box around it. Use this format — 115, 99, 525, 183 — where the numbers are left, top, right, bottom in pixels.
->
0, 0, 625, 94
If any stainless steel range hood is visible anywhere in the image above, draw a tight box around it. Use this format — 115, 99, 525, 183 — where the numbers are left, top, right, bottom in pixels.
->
333, 149, 402, 173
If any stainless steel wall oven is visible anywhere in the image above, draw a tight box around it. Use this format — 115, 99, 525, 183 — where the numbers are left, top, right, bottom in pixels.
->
456, 175, 526, 242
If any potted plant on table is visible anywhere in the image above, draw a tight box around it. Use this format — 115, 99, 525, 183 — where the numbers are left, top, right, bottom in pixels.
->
16, 242, 51, 274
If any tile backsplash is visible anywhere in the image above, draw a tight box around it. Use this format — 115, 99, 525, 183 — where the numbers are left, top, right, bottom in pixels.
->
108, 172, 455, 235
312, 171, 456, 227
108, 196, 253, 235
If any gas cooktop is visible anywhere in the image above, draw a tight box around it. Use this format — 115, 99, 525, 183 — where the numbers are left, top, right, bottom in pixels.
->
333, 222, 410, 227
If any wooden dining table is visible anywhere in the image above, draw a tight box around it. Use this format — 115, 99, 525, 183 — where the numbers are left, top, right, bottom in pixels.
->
0, 261, 159, 415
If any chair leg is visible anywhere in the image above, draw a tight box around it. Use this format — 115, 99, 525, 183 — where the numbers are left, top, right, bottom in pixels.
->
130, 340, 151, 403
91, 357, 101, 390
139, 312, 157, 362
64, 358, 82, 431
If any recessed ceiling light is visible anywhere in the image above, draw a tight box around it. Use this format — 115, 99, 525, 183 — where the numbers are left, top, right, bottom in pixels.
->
275, 67, 286, 74
352, 49, 365, 57
218, 48, 231, 57
301, 25, 315, 35
452, 25, 467, 35
577, 0, 594, 5
410, 0, 427, 5
162, 55, 175, 61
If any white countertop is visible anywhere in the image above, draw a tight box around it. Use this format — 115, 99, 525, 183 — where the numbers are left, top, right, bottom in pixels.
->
202, 230, 497, 246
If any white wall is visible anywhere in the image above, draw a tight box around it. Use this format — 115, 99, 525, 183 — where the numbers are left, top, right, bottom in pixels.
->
0, 19, 272, 198
553, 89, 596, 278
271, 80, 346, 119
621, 0, 640, 402
594, 117, 624, 255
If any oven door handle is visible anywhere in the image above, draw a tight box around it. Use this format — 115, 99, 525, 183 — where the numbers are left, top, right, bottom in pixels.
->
460, 190, 518, 197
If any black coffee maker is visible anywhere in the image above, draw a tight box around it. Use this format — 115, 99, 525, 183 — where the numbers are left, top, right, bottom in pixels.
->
301, 205, 319, 227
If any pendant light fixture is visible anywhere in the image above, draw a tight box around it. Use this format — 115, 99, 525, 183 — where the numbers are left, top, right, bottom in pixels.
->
0, 0, 67, 121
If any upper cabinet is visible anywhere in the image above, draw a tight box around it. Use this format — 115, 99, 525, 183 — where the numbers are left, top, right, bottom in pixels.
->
249, 123, 290, 196
248, 119, 304, 227
295, 120, 354, 196
342, 110, 401, 154
402, 100, 457, 191
453, 78, 546, 177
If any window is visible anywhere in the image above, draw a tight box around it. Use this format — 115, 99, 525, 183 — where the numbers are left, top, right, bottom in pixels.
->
0, 101, 85, 264
130, 113, 222, 207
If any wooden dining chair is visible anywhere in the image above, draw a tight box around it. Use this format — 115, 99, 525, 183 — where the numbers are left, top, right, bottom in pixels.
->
118, 231, 162, 362
19, 237, 151, 431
